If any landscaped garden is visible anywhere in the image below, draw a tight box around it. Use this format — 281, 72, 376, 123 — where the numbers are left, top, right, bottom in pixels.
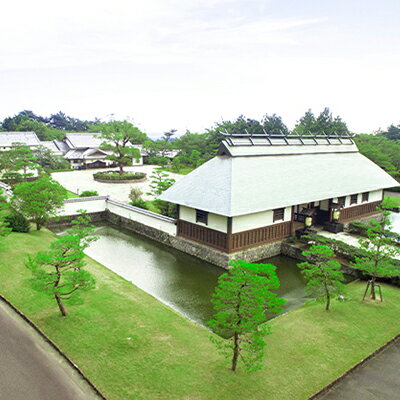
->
0, 227, 399, 400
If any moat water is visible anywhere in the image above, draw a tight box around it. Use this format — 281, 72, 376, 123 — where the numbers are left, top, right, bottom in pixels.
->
80, 224, 312, 326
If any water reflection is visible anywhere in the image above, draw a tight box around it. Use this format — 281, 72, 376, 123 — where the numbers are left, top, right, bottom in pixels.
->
82, 224, 310, 327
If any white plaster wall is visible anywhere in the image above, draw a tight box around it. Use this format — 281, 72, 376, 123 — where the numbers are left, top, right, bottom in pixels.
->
59, 198, 107, 216
232, 206, 292, 234
179, 206, 227, 233
332, 190, 382, 209
106, 202, 176, 235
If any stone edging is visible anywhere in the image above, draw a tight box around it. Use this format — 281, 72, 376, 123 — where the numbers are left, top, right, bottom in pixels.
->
0, 294, 107, 400
93, 177, 147, 184
308, 333, 400, 399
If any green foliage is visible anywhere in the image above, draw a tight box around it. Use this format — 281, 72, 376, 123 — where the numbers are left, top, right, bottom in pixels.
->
93, 171, 146, 181
25, 213, 97, 316
1, 142, 40, 182
35, 145, 70, 170
97, 120, 147, 174
146, 156, 169, 167
128, 187, 149, 210
348, 220, 400, 247
292, 108, 350, 136
129, 187, 143, 202
152, 199, 177, 218
351, 208, 400, 300
379, 124, 400, 141
207, 260, 285, 372
79, 190, 99, 197
4, 213, 30, 233
130, 198, 149, 210
298, 245, 345, 311
300, 232, 370, 262
11, 176, 67, 230
355, 135, 400, 181
147, 168, 175, 197
0, 190, 12, 242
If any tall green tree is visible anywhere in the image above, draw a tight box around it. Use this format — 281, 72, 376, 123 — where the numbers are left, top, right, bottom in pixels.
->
147, 168, 176, 197
11, 176, 67, 230
298, 245, 345, 311
0, 189, 11, 244
262, 114, 289, 135
351, 207, 400, 301
207, 260, 285, 372
26, 213, 97, 316
379, 124, 400, 141
293, 108, 350, 136
5, 142, 39, 181
97, 120, 147, 174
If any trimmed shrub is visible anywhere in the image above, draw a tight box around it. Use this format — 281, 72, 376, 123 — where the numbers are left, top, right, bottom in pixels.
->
4, 213, 30, 233
93, 171, 146, 181
130, 199, 149, 210
79, 190, 99, 197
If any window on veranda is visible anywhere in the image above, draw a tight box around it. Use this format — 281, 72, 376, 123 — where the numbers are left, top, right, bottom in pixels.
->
362, 192, 369, 202
273, 208, 285, 222
350, 194, 358, 205
196, 209, 208, 225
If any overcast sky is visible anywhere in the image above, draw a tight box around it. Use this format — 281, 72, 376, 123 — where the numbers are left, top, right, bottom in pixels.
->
1, 0, 399, 137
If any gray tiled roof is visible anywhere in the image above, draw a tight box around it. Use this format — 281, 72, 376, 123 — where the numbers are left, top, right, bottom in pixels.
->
0, 132, 41, 147
159, 142, 398, 216
64, 132, 103, 149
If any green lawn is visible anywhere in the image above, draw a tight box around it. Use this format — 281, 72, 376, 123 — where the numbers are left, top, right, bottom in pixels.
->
1, 229, 399, 400
385, 194, 400, 207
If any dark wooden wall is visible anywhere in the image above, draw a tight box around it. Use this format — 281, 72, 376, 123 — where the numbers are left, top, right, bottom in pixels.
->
177, 219, 292, 253
339, 201, 381, 222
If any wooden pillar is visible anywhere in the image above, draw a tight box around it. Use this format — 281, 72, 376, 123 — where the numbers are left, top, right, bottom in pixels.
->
290, 206, 296, 235
226, 217, 233, 253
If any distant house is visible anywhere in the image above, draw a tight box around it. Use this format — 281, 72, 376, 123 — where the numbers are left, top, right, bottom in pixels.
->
159, 133, 398, 255
48, 132, 144, 169
0, 132, 41, 150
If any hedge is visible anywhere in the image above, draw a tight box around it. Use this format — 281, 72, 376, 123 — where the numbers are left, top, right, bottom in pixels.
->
93, 171, 146, 181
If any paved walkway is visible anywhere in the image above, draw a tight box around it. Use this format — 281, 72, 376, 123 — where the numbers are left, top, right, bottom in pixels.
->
0, 300, 101, 400
317, 338, 400, 400
52, 165, 183, 203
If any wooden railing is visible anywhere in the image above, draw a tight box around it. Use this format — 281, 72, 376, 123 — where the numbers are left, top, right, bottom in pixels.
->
339, 201, 381, 222
177, 220, 228, 252
177, 219, 292, 253
229, 221, 292, 252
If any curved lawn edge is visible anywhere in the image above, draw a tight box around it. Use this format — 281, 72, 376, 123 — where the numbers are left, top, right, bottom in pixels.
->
309, 333, 400, 399
0, 294, 107, 400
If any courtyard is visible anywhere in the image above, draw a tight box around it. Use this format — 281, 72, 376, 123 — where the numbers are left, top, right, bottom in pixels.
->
51, 165, 184, 203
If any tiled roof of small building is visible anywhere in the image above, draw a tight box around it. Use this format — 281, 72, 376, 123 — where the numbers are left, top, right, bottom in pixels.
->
0, 132, 41, 147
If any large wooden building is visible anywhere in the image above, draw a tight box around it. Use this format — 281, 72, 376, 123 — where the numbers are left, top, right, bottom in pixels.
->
160, 133, 398, 254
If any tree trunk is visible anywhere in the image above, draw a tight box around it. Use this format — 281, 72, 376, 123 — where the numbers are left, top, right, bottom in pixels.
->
231, 332, 239, 371
324, 281, 330, 311
370, 277, 376, 300
55, 294, 67, 317
119, 163, 124, 175
36, 222, 41, 231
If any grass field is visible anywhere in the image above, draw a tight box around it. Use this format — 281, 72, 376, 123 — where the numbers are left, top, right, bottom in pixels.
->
0, 229, 399, 400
